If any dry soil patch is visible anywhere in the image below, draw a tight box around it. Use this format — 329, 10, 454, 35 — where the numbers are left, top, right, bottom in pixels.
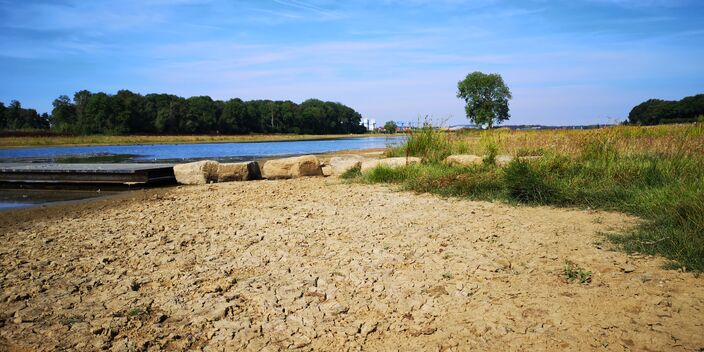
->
1, 178, 702, 351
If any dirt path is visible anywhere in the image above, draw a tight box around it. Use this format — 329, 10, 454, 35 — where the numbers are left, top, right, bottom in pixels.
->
1, 177, 702, 351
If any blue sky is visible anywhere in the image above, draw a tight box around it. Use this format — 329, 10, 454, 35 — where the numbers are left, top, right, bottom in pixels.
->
1, 0, 703, 126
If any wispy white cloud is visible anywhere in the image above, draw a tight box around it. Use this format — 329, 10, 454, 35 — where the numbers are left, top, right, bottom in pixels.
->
272, 0, 339, 17
136, 28, 699, 124
1, 0, 703, 124
1, 1, 165, 32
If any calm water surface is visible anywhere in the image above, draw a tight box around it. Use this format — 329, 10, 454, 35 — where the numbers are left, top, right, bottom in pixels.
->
0, 136, 405, 210
0, 188, 119, 211
0, 136, 405, 163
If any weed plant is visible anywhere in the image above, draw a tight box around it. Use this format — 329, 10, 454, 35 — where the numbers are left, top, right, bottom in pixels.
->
563, 261, 593, 284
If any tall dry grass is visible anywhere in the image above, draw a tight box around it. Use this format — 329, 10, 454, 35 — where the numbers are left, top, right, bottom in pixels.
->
389, 124, 704, 158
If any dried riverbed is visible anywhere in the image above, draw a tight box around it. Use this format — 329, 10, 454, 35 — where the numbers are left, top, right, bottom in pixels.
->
1, 177, 702, 351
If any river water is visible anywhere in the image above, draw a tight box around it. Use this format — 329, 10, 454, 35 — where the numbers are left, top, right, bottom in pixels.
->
0, 136, 405, 163
0, 136, 405, 210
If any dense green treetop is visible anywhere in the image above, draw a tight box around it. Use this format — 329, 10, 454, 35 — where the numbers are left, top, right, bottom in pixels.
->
0, 100, 49, 130
456, 72, 512, 129
0, 101, 6, 130
1, 90, 368, 135
628, 94, 704, 125
384, 121, 398, 134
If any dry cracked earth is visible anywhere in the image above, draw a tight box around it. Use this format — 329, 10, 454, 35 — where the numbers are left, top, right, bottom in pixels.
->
0, 177, 703, 351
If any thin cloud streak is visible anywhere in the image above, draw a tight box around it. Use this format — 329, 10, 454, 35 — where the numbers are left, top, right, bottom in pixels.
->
0, 0, 702, 125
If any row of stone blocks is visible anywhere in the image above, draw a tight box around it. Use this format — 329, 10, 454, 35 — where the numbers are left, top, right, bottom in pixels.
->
173, 153, 540, 185
173, 155, 326, 185
172, 154, 425, 185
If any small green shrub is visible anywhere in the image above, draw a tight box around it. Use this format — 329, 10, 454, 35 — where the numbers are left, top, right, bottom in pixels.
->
127, 307, 146, 318
480, 132, 499, 165
563, 261, 592, 284
404, 124, 453, 163
340, 165, 361, 179
364, 165, 412, 183
503, 160, 557, 204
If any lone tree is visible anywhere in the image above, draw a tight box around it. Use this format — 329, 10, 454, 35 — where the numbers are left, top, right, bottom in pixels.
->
384, 120, 398, 134
456, 72, 512, 129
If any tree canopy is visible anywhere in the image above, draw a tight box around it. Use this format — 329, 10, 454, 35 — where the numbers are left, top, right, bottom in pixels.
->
1, 90, 368, 135
383, 121, 398, 134
456, 72, 512, 128
628, 94, 704, 125
0, 100, 49, 130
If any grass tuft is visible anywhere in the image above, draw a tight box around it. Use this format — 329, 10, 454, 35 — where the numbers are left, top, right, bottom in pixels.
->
503, 159, 558, 204
480, 132, 499, 165
127, 307, 147, 318
339, 165, 361, 179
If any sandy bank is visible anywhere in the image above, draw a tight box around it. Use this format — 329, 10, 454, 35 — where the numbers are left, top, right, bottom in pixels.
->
1, 177, 702, 351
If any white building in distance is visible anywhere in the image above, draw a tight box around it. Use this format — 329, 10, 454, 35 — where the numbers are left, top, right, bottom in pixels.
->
361, 118, 376, 131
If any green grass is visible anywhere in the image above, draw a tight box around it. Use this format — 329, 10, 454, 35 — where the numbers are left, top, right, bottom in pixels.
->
385, 124, 472, 163
340, 164, 362, 179
346, 125, 704, 271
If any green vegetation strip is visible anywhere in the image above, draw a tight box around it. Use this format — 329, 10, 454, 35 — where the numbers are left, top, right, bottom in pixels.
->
343, 124, 704, 272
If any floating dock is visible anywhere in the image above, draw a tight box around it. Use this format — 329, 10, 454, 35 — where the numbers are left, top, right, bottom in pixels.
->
0, 163, 175, 186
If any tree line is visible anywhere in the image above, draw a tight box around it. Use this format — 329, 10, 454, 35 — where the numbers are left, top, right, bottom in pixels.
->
628, 94, 704, 125
0, 100, 50, 130
1, 90, 368, 135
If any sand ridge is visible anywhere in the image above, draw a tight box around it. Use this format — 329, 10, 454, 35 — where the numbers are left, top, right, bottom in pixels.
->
1, 177, 702, 351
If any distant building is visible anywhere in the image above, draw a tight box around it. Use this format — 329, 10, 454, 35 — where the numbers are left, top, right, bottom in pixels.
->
361, 118, 376, 131
446, 124, 481, 131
